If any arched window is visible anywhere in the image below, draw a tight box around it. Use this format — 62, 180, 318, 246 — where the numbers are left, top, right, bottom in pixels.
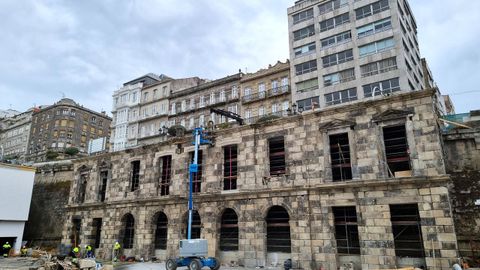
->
122, 214, 135, 249
220, 209, 239, 251
184, 210, 201, 239
154, 212, 168, 250
266, 206, 291, 252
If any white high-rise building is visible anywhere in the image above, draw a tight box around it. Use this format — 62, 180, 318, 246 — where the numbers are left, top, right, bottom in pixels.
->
288, 0, 424, 112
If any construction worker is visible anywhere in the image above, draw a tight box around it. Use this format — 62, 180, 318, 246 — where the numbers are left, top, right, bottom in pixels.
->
113, 241, 121, 262
2, 242, 11, 258
20, 246, 28, 257
85, 244, 93, 258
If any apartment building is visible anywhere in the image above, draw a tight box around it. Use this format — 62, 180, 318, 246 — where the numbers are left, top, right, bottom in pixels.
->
167, 73, 242, 131
111, 74, 204, 151
111, 73, 166, 152
240, 61, 291, 124
26, 98, 111, 162
288, 0, 424, 111
137, 77, 204, 145
0, 109, 33, 161
62, 90, 458, 270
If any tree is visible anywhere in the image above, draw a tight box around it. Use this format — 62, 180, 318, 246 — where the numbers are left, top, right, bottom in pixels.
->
46, 150, 59, 160
65, 147, 80, 156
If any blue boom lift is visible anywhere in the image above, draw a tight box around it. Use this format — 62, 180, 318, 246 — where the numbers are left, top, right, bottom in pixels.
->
166, 109, 243, 270
165, 127, 219, 270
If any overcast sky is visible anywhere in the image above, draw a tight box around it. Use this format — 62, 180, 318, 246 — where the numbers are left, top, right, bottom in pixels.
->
0, 0, 478, 115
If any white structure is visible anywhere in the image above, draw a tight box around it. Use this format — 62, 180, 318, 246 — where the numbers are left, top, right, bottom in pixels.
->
288, 0, 425, 111
0, 109, 20, 119
0, 163, 35, 253
111, 74, 164, 152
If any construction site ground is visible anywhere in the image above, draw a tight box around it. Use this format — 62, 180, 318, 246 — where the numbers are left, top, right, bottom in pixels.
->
0, 257, 285, 270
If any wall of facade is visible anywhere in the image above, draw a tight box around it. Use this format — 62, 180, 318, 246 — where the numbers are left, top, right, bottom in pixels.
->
23, 161, 73, 248
63, 90, 457, 270
443, 128, 480, 260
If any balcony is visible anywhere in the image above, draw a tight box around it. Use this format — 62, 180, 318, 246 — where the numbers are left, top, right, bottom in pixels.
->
244, 110, 289, 125
242, 86, 290, 104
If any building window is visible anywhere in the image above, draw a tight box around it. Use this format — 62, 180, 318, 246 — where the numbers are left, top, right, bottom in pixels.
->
220, 209, 239, 251
181, 100, 187, 112
319, 0, 348, 15
199, 96, 205, 108
159, 155, 172, 196
325, 88, 357, 106
320, 13, 350, 32
390, 204, 425, 257
199, 115, 205, 127
122, 214, 135, 249
223, 145, 238, 190
297, 96, 320, 112
231, 85, 238, 98
383, 125, 411, 177
190, 150, 203, 193
355, 0, 389, 20
329, 133, 352, 181
77, 174, 87, 203
323, 68, 355, 86
93, 218, 102, 249
359, 37, 395, 57
357, 17, 392, 38
293, 25, 315, 41
292, 8, 314, 24
333, 207, 360, 254
295, 60, 317, 75
266, 206, 291, 252
322, 49, 353, 68
296, 78, 319, 93
363, 77, 400, 97
269, 137, 286, 176
130, 161, 140, 192
99, 171, 108, 202
321, 31, 351, 48
210, 92, 216, 104
360, 57, 397, 77
154, 212, 168, 250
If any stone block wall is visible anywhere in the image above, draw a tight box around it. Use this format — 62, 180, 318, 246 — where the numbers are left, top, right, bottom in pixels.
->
443, 128, 480, 261
23, 161, 73, 248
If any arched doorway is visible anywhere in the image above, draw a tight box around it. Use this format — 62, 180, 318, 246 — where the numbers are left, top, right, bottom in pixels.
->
184, 210, 201, 239
266, 206, 291, 265
219, 208, 239, 264
121, 214, 135, 249
153, 212, 168, 260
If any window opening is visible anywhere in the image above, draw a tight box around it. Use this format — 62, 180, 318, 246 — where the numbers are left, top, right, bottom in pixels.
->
224, 145, 238, 190
390, 204, 425, 257
266, 206, 291, 252
130, 161, 140, 191
329, 133, 352, 181
93, 218, 102, 249
155, 212, 168, 250
190, 150, 203, 193
269, 137, 286, 176
383, 125, 411, 177
99, 171, 108, 202
333, 207, 360, 254
220, 209, 239, 251
122, 214, 135, 249
160, 156, 172, 196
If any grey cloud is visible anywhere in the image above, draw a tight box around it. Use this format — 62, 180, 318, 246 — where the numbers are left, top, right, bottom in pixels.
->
0, 0, 477, 114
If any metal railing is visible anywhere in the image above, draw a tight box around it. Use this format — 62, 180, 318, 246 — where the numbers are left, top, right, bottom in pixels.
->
242, 86, 290, 103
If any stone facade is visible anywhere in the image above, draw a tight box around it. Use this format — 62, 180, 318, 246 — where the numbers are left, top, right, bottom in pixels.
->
442, 126, 480, 262
26, 98, 111, 162
62, 89, 457, 270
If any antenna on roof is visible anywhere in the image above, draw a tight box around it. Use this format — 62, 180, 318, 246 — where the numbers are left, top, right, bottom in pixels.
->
60, 92, 66, 99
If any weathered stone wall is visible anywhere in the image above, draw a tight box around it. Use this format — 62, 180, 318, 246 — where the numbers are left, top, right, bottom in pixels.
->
443, 128, 480, 259
63, 90, 458, 270
23, 161, 73, 248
